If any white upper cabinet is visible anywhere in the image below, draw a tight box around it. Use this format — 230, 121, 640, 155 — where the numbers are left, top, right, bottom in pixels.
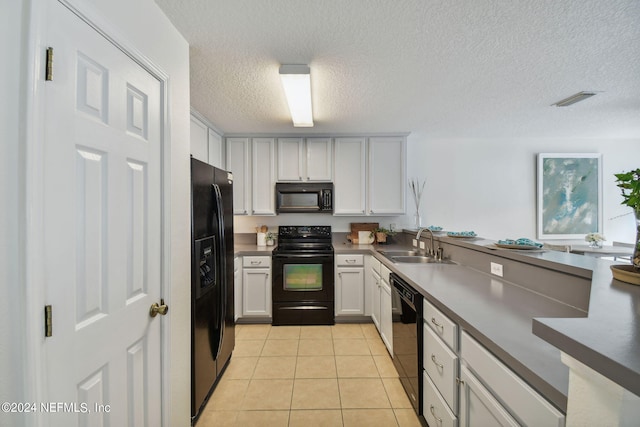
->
190, 114, 209, 163
305, 138, 332, 181
227, 134, 405, 216
277, 138, 304, 181
208, 128, 223, 169
334, 136, 406, 216
334, 137, 367, 215
252, 138, 276, 215
368, 136, 406, 215
226, 137, 276, 216
277, 137, 332, 182
226, 137, 250, 215
190, 111, 224, 169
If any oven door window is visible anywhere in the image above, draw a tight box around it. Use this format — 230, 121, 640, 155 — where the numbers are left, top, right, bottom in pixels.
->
283, 264, 323, 291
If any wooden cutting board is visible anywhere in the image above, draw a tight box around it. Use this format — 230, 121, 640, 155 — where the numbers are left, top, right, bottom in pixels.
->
349, 222, 379, 242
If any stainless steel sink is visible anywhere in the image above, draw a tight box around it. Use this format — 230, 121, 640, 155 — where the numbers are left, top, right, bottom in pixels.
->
391, 256, 456, 264
377, 251, 456, 264
377, 250, 421, 257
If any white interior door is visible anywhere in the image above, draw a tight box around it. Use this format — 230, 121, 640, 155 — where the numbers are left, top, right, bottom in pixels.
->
43, 2, 164, 425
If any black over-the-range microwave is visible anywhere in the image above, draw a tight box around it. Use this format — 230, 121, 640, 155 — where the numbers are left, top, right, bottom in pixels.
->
275, 182, 333, 214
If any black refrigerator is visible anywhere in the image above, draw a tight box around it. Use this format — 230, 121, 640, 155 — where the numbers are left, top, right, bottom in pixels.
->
191, 157, 235, 422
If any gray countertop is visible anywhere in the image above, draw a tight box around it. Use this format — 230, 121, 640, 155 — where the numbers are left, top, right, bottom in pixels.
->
234, 233, 640, 411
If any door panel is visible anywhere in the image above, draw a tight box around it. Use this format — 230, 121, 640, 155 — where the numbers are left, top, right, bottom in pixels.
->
44, 2, 163, 425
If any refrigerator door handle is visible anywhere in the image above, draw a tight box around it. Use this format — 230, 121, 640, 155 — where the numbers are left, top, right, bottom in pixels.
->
212, 183, 226, 358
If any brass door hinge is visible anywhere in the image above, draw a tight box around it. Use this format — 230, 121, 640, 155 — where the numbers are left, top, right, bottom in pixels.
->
45, 47, 54, 81
44, 305, 52, 337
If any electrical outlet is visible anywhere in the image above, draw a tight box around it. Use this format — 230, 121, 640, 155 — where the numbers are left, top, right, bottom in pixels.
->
419, 241, 426, 250
412, 239, 418, 247
490, 262, 503, 277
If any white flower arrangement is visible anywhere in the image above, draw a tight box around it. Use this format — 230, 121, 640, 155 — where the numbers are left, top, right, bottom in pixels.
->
585, 233, 606, 243
409, 178, 425, 213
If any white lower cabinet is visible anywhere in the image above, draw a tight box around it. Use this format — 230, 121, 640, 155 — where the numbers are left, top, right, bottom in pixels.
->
424, 323, 459, 413
335, 254, 365, 316
370, 260, 382, 329
241, 256, 271, 318
367, 256, 393, 354
379, 264, 393, 354
423, 296, 459, 427
424, 372, 458, 427
460, 332, 565, 427
234, 257, 241, 321
458, 364, 518, 427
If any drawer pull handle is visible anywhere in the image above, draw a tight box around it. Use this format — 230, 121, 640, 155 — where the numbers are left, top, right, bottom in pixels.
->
250, 261, 262, 265
431, 354, 444, 369
431, 317, 444, 331
430, 405, 442, 423
346, 259, 357, 263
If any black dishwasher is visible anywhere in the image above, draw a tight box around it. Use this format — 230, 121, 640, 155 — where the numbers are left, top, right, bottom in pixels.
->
390, 273, 423, 416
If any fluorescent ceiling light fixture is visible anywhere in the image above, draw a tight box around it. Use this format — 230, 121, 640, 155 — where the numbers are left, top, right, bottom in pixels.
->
552, 91, 597, 107
279, 64, 313, 127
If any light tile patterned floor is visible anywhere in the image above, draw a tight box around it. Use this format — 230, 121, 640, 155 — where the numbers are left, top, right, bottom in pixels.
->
196, 323, 422, 427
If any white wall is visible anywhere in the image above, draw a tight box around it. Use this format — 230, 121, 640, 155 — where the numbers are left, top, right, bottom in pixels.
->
4, 0, 192, 425
406, 133, 640, 244
234, 214, 406, 234
1, 0, 27, 413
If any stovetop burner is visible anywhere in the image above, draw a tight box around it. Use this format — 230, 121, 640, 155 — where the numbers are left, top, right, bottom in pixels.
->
273, 225, 333, 254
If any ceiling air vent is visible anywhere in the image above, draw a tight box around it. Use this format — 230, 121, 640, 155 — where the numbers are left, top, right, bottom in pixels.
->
552, 91, 597, 107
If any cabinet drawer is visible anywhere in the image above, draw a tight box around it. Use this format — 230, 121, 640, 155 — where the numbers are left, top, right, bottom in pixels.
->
336, 254, 364, 266
424, 323, 459, 413
380, 264, 391, 283
424, 372, 457, 427
461, 332, 565, 427
370, 255, 381, 274
424, 298, 458, 351
243, 256, 271, 268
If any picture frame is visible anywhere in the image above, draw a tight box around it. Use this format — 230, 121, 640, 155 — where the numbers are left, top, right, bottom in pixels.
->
537, 153, 602, 239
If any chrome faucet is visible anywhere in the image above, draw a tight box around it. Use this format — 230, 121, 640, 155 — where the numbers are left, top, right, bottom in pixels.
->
416, 227, 436, 257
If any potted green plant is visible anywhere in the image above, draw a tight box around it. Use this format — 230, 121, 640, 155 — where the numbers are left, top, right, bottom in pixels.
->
372, 227, 396, 244
614, 168, 640, 270
265, 231, 276, 246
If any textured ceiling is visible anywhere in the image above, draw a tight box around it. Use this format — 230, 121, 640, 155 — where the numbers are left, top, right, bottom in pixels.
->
155, 0, 640, 138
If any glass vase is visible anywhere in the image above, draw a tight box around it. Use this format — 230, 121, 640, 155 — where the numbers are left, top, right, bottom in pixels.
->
414, 212, 421, 229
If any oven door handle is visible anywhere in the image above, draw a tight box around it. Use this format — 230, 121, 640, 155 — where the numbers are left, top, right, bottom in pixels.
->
272, 253, 334, 260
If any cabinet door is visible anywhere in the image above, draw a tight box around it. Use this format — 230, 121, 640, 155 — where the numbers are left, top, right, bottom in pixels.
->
380, 278, 393, 354
208, 128, 223, 169
242, 269, 271, 317
226, 137, 250, 215
234, 257, 242, 321
306, 137, 332, 181
371, 269, 381, 330
334, 138, 366, 215
368, 136, 406, 215
251, 138, 276, 215
190, 114, 209, 163
335, 267, 365, 315
277, 137, 303, 181
459, 364, 519, 427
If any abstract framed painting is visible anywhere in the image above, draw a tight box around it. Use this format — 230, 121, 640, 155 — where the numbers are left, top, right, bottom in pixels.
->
537, 153, 602, 239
